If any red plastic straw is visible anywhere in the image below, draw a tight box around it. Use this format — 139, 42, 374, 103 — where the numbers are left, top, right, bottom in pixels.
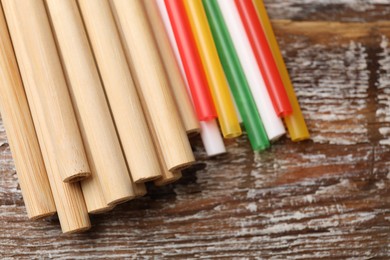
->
165, 0, 217, 121
234, 0, 292, 117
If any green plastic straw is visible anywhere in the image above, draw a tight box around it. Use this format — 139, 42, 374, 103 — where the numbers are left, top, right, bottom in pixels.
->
202, 0, 269, 151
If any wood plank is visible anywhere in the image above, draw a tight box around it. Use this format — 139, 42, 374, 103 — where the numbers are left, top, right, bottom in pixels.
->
264, 0, 390, 22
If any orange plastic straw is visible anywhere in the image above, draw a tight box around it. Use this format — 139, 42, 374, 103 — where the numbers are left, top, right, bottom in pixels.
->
253, 0, 309, 141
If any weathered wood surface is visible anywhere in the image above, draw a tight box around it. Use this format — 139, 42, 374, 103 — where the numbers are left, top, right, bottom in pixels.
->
1, 0, 390, 258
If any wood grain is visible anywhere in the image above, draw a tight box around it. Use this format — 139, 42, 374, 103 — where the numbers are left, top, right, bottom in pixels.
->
1, 0, 389, 258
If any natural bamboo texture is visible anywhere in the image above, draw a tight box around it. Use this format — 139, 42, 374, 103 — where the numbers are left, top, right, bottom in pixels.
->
110, 0, 195, 171
155, 172, 182, 186
133, 182, 147, 198
2, 0, 91, 233
143, 0, 200, 136
45, 0, 134, 210
1, 0, 90, 183
77, 0, 162, 184
0, 7, 56, 220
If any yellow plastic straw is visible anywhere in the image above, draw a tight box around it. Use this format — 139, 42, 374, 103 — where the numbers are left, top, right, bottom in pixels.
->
184, 0, 242, 139
253, 0, 310, 141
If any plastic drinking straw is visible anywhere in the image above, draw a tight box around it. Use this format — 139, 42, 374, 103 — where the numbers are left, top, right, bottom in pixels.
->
235, 0, 292, 117
199, 120, 227, 156
253, 0, 310, 141
0, 6, 56, 220
183, 0, 242, 139
143, 0, 200, 135
217, 0, 286, 141
156, 0, 226, 156
230, 88, 243, 124
164, 0, 217, 122
203, 0, 269, 151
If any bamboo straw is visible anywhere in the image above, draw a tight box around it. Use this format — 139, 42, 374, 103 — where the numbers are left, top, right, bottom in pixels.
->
110, 0, 195, 171
133, 182, 147, 198
155, 171, 182, 187
183, 0, 242, 139
253, 0, 310, 142
0, 6, 56, 220
77, 0, 162, 183
1, 0, 90, 183
235, 0, 292, 117
203, 0, 269, 152
217, 0, 286, 142
45, 0, 135, 209
45, 175, 91, 234
138, 76, 182, 185
3, 0, 91, 233
143, 0, 200, 136
155, 0, 226, 157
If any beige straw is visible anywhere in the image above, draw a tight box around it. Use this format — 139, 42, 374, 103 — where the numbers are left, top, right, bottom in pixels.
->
77, 0, 162, 184
46, 0, 134, 210
1, 0, 90, 183
2, 0, 91, 233
0, 6, 56, 220
110, 0, 195, 172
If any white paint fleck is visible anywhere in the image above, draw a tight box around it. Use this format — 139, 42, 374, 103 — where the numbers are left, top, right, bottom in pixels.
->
246, 203, 258, 213
304, 195, 315, 204
375, 180, 386, 189
265, 0, 389, 21
288, 41, 370, 145
377, 36, 390, 146
260, 223, 307, 234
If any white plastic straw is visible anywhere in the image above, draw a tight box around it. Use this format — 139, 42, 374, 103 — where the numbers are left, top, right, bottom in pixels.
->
217, 0, 286, 141
156, 0, 226, 156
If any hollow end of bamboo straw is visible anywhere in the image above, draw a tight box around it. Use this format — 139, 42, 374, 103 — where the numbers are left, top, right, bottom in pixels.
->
29, 211, 57, 221
154, 172, 182, 186
63, 172, 90, 183
169, 160, 195, 172
134, 182, 147, 198
134, 174, 161, 184
106, 195, 135, 207
89, 205, 115, 215
62, 225, 91, 235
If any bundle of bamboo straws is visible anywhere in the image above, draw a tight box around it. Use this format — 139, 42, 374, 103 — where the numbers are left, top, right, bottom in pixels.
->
0, 0, 309, 233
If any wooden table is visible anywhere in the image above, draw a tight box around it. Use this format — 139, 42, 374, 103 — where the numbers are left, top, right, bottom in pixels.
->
1, 0, 390, 258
